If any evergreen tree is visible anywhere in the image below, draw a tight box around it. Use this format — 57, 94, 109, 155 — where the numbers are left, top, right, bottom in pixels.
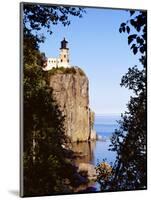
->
22, 3, 85, 196
23, 36, 75, 196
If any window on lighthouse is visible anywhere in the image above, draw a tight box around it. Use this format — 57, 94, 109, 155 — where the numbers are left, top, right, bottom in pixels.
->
64, 55, 66, 58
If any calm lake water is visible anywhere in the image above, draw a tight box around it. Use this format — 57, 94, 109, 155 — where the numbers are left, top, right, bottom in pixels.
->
93, 115, 120, 164
72, 115, 120, 192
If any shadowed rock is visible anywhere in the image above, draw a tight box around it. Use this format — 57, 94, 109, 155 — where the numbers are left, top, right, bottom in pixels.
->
78, 163, 97, 181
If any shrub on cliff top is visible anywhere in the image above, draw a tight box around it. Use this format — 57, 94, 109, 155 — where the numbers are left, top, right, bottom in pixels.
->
48, 66, 85, 76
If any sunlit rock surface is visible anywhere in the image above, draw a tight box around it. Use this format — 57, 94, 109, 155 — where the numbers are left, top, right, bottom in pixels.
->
49, 67, 95, 142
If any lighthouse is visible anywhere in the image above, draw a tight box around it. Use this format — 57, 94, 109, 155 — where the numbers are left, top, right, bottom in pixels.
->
44, 38, 71, 71
58, 38, 70, 68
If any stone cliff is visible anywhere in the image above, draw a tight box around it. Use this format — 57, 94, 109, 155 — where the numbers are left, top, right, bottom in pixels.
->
48, 67, 96, 142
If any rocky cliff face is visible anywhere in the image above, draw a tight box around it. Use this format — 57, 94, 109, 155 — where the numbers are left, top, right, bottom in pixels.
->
49, 67, 95, 142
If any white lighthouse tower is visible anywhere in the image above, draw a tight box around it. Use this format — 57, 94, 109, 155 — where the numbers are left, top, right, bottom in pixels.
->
58, 38, 70, 68
43, 38, 71, 71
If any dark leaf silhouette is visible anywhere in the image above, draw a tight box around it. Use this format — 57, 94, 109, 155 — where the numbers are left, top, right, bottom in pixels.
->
121, 22, 126, 26
130, 19, 135, 26
122, 26, 126, 32
133, 46, 138, 54
128, 34, 136, 45
126, 26, 130, 34
130, 10, 135, 16
140, 46, 145, 54
130, 43, 136, 50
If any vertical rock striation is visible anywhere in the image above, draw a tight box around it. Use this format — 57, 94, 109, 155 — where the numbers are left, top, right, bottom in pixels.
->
49, 67, 96, 142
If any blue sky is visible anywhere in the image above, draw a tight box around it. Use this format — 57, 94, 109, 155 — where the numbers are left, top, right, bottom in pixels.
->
40, 7, 140, 115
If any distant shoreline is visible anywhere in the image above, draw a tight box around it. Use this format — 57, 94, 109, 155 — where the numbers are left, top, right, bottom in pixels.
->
95, 113, 121, 117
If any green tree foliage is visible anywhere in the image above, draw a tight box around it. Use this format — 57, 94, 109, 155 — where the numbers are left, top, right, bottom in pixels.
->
23, 38, 78, 196
22, 3, 85, 196
97, 10, 147, 191
24, 56, 65, 195
23, 3, 85, 46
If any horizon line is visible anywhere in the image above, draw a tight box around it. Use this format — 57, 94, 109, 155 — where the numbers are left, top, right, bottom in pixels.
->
95, 113, 122, 116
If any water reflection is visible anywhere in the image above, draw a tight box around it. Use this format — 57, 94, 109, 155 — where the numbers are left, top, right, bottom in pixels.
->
71, 140, 116, 166
71, 140, 116, 192
71, 141, 96, 165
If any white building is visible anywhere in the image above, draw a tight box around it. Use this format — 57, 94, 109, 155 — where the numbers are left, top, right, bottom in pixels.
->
43, 38, 71, 71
